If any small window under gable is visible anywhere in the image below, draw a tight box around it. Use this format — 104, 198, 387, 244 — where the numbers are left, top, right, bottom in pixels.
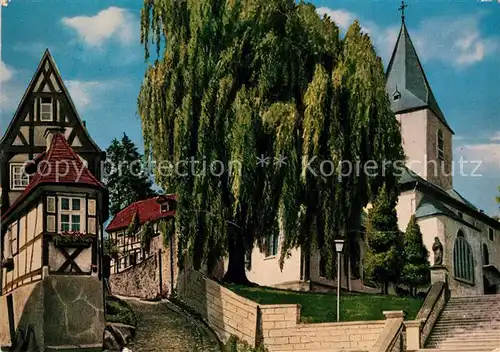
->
437, 129, 444, 161
40, 97, 53, 121
161, 202, 169, 213
10, 163, 30, 190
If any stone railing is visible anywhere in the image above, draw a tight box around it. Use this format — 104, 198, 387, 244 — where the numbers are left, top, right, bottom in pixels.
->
177, 268, 407, 351
405, 281, 449, 351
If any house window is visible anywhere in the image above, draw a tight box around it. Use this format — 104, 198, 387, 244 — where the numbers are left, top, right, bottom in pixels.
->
59, 197, 84, 232
488, 228, 494, 242
437, 129, 444, 161
453, 230, 474, 284
161, 202, 169, 212
265, 233, 279, 257
10, 163, 30, 190
40, 97, 53, 121
482, 244, 489, 266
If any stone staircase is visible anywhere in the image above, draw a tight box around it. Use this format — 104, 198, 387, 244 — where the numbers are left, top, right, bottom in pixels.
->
424, 294, 500, 352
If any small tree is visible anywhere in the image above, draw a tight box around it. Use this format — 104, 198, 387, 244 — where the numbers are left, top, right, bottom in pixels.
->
364, 184, 403, 294
105, 133, 156, 215
401, 215, 430, 295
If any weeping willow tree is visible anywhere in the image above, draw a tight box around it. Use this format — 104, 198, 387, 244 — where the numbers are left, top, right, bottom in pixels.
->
138, 0, 404, 284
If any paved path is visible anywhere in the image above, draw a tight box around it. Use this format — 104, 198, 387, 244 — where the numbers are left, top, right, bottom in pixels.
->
122, 298, 221, 352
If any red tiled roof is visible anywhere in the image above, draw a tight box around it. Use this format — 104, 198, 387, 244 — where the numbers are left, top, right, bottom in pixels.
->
2, 133, 105, 221
106, 195, 176, 232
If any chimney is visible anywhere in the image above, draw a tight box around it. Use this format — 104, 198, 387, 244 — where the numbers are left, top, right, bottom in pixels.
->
44, 127, 65, 151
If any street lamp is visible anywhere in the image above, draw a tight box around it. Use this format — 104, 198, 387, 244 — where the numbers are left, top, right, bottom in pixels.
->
335, 239, 345, 322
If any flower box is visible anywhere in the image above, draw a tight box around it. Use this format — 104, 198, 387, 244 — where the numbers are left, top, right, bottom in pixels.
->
53, 231, 96, 248
1, 258, 14, 271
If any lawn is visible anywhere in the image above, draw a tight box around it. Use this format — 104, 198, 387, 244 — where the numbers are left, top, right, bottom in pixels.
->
227, 284, 423, 323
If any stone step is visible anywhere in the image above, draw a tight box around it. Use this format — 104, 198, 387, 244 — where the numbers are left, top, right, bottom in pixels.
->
428, 331, 500, 339
428, 336, 500, 344
431, 327, 500, 334
421, 348, 499, 352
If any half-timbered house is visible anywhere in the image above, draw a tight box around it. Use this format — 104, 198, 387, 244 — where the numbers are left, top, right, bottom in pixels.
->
106, 195, 176, 274
0, 49, 105, 214
0, 50, 108, 350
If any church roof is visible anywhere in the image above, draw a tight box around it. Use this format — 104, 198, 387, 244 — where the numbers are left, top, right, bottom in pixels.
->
398, 167, 500, 229
386, 22, 453, 133
1, 133, 105, 221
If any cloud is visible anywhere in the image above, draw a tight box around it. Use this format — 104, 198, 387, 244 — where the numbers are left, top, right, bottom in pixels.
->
412, 13, 498, 68
455, 131, 500, 172
62, 7, 138, 47
66, 79, 134, 113
316, 7, 355, 29
315, 7, 498, 68
0, 60, 14, 83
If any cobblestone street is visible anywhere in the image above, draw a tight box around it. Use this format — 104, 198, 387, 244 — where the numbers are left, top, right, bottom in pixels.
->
124, 298, 221, 352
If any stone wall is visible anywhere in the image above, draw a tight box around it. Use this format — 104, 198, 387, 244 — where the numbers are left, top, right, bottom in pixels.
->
177, 267, 259, 345
177, 269, 404, 352
259, 304, 386, 351
110, 255, 160, 300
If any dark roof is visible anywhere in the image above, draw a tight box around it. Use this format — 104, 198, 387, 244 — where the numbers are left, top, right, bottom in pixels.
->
398, 167, 500, 229
0, 49, 101, 151
386, 22, 453, 133
106, 195, 176, 232
2, 133, 105, 221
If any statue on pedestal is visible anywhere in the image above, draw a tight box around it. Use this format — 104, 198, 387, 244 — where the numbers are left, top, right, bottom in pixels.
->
432, 237, 443, 266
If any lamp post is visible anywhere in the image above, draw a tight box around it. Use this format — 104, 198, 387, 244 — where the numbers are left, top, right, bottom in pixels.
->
335, 239, 345, 322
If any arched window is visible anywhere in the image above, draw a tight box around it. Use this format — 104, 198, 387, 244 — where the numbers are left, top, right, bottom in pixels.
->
437, 129, 444, 160
483, 244, 489, 266
453, 230, 474, 284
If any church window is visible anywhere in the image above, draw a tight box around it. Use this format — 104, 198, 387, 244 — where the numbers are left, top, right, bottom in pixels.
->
10, 163, 30, 190
437, 129, 444, 161
40, 97, 53, 121
59, 197, 84, 232
488, 228, 494, 242
482, 244, 489, 266
453, 230, 474, 284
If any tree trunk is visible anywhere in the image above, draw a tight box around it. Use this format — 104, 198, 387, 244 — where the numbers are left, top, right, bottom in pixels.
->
222, 230, 252, 285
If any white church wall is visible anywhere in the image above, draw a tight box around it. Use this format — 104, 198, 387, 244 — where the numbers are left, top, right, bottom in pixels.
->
396, 110, 428, 180
416, 217, 441, 267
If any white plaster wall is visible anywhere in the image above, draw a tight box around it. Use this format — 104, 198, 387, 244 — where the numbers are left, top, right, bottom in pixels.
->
245, 245, 302, 287
396, 110, 428, 179
416, 217, 440, 267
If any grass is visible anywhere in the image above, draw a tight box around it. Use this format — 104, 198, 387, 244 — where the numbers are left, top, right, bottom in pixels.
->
227, 284, 423, 323
105, 294, 137, 326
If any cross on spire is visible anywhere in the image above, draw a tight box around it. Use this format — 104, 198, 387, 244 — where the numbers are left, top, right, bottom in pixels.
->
398, 0, 408, 23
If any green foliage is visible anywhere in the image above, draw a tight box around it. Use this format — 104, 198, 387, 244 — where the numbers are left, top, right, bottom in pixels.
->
104, 133, 156, 215
224, 335, 268, 352
141, 221, 155, 252
105, 294, 137, 326
401, 215, 430, 294
138, 0, 405, 283
364, 185, 403, 294
103, 236, 119, 259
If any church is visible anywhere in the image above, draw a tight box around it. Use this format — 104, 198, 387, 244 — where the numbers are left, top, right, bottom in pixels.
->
244, 11, 500, 297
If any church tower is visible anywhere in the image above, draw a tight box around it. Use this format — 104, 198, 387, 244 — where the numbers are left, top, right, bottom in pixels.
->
386, 7, 454, 190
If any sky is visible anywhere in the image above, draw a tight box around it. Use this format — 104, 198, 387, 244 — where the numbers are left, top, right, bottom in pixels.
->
0, 0, 499, 216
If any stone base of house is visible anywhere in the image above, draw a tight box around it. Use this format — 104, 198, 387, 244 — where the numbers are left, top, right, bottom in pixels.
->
0, 272, 104, 350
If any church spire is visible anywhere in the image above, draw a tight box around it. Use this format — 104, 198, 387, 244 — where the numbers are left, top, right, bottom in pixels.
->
385, 3, 453, 133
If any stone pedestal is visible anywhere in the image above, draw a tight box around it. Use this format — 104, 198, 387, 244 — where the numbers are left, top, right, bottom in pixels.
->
404, 320, 423, 352
430, 265, 448, 284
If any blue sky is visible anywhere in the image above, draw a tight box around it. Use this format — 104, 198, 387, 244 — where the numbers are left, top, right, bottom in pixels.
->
1, 0, 499, 215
